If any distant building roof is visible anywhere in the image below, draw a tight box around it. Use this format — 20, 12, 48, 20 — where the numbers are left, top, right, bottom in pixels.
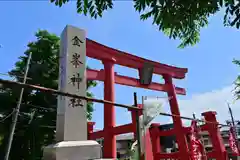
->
93, 129, 134, 141
116, 133, 134, 141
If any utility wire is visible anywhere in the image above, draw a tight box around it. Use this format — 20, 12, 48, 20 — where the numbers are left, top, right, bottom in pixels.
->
0, 72, 32, 80
158, 112, 230, 127
0, 78, 231, 128
20, 103, 56, 111
0, 78, 140, 110
0, 110, 15, 123
0, 103, 55, 124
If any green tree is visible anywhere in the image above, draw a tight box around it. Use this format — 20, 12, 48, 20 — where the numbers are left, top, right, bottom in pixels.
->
233, 59, 240, 100
0, 30, 97, 159
50, 0, 240, 48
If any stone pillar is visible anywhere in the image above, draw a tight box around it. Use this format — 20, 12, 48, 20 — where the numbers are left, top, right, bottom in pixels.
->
43, 25, 102, 160
56, 25, 87, 141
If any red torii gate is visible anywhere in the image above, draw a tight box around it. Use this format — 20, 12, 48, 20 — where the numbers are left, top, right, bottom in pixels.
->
85, 39, 188, 159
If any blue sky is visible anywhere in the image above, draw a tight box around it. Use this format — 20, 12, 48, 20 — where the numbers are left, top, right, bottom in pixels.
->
0, 1, 239, 129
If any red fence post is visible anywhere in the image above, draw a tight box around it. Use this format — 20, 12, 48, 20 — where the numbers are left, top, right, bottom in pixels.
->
150, 123, 162, 160
202, 111, 228, 160
87, 122, 95, 140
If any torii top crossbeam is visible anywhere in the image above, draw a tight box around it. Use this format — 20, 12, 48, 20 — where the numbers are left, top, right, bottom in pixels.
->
86, 38, 188, 95
87, 39, 187, 79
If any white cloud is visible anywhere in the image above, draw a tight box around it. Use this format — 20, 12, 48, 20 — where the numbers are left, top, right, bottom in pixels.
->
178, 85, 240, 125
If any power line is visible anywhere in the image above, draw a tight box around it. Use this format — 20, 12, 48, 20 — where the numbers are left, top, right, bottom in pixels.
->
0, 103, 55, 124
0, 72, 32, 80
21, 102, 89, 116
0, 78, 231, 128
0, 78, 140, 110
0, 110, 15, 123
158, 112, 230, 127
20, 103, 56, 111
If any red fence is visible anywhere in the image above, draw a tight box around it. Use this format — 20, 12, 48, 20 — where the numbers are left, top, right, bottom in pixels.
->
149, 111, 228, 160
88, 109, 230, 160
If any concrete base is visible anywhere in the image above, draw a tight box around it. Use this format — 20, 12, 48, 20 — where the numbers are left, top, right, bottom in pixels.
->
43, 140, 101, 160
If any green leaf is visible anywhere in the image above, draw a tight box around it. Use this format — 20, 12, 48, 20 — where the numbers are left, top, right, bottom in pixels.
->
0, 29, 97, 159
49, 0, 240, 48
219, 0, 223, 7
83, 0, 88, 15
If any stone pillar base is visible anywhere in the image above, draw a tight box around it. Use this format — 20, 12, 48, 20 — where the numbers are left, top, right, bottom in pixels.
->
43, 140, 101, 160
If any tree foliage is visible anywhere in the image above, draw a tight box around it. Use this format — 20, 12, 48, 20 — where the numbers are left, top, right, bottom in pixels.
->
233, 59, 240, 100
0, 30, 97, 159
50, 0, 240, 48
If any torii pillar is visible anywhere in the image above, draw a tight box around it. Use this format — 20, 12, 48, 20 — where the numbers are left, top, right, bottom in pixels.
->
102, 59, 117, 158
163, 74, 190, 160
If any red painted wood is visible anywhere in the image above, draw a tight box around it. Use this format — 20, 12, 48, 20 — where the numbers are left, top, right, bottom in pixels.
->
201, 111, 228, 160
163, 74, 190, 160
155, 152, 179, 159
87, 122, 95, 139
112, 124, 133, 135
87, 69, 186, 95
102, 60, 116, 158
143, 129, 154, 160
86, 39, 188, 79
149, 124, 162, 160
89, 130, 105, 140
85, 38, 189, 159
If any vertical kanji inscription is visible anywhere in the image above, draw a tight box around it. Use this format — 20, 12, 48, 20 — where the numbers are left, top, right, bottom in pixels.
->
71, 53, 83, 68
70, 73, 82, 90
72, 36, 83, 47
57, 25, 87, 141
68, 98, 84, 108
